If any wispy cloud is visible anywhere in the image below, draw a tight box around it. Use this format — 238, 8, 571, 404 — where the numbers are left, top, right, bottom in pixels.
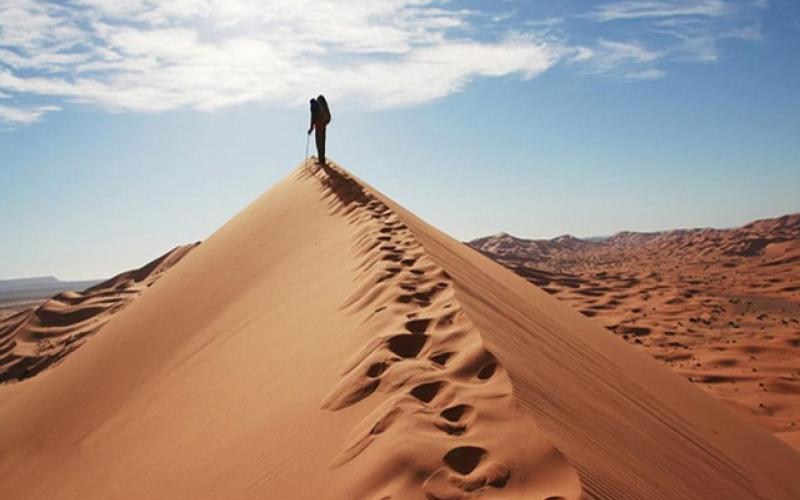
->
575, 0, 768, 79
0, 103, 59, 126
652, 14, 764, 62
0, 0, 771, 126
577, 39, 662, 79
590, 0, 728, 22
625, 68, 667, 80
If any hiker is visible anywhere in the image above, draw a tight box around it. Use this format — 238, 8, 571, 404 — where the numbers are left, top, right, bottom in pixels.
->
308, 95, 331, 166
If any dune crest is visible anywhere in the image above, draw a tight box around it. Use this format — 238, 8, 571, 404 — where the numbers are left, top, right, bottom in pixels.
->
306, 166, 581, 499
0, 244, 197, 383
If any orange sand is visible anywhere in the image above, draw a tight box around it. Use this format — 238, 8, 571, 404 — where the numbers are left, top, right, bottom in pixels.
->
471, 215, 800, 438
0, 244, 196, 383
0, 161, 798, 499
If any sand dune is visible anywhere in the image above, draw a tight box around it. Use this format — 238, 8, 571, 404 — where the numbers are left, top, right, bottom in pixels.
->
0, 244, 197, 383
308, 166, 581, 498
470, 216, 800, 438
1, 161, 798, 499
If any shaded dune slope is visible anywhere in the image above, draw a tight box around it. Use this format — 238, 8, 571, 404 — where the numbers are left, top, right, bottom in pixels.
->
0, 244, 197, 384
0, 161, 798, 499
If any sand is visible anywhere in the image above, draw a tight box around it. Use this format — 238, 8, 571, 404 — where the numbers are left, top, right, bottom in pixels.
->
471, 216, 800, 439
0, 244, 196, 383
0, 161, 798, 499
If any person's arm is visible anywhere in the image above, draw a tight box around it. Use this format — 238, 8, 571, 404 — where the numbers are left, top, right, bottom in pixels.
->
308, 114, 314, 135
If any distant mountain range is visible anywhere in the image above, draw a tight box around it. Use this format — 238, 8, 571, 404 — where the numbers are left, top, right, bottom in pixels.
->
0, 276, 97, 291
469, 213, 800, 271
0, 276, 102, 306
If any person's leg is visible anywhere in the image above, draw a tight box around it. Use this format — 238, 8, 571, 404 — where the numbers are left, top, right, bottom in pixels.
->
316, 125, 326, 165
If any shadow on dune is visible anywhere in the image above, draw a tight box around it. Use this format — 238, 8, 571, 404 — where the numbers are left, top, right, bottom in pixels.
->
302, 160, 370, 210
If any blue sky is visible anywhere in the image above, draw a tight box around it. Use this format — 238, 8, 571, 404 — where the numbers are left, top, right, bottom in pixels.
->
1, 0, 799, 279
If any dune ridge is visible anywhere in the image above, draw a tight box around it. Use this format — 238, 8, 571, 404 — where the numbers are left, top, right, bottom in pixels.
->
0, 160, 798, 499
0, 244, 197, 383
306, 165, 582, 498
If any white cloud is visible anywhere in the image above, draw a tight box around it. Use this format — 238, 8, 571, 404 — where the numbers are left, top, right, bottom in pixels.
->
0, 0, 564, 120
591, 1, 728, 21
596, 40, 660, 65
625, 68, 667, 80
0, 103, 59, 125
335, 35, 561, 107
524, 17, 565, 28
575, 39, 663, 78
653, 17, 764, 62
582, 0, 768, 74
0, 0, 771, 126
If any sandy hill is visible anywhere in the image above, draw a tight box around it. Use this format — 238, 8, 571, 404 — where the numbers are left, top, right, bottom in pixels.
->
469, 214, 800, 443
0, 244, 196, 383
1, 162, 799, 499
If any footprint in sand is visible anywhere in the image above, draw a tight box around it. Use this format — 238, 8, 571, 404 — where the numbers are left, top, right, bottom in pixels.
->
314, 165, 582, 499
422, 446, 511, 499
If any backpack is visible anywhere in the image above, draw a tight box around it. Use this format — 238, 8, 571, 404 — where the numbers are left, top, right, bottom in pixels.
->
317, 94, 331, 125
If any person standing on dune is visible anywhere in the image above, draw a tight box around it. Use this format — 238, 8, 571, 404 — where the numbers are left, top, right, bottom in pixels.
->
308, 95, 331, 166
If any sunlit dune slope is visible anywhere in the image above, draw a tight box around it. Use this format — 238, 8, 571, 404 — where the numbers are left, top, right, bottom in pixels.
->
0, 244, 197, 383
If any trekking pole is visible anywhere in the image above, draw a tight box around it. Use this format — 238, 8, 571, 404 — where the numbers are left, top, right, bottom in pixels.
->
304, 132, 310, 164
